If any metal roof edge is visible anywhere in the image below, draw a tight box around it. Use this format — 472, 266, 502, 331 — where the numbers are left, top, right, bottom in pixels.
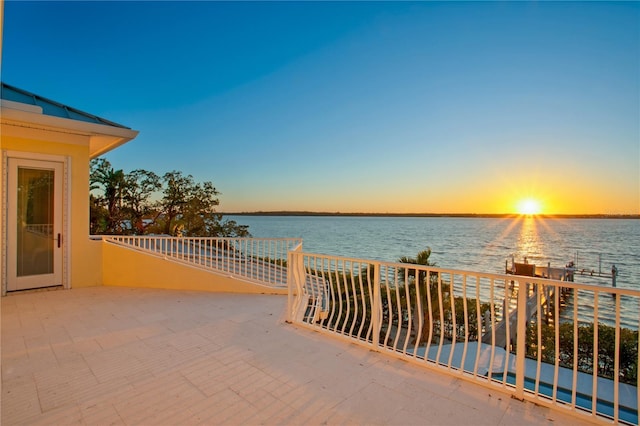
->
1, 105, 138, 139
1, 82, 132, 130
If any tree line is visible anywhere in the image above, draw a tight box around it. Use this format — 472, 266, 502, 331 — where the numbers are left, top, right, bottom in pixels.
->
90, 158, 249, 237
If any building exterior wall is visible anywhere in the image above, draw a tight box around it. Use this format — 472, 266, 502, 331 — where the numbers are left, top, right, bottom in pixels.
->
1, 129, 103, 288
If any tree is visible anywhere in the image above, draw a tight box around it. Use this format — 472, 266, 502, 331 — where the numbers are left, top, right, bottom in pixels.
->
155, 171, 202, 236
89, 193, 106, 234
399, 248, 439, 344
90, 158, 126, 234
90, 159, 250, 237
123, 169, 161, 235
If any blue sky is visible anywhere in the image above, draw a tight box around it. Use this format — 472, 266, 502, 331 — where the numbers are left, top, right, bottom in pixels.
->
3, 1, 639, 214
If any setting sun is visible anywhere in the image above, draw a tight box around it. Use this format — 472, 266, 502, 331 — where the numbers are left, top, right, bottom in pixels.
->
516, 198, 543, 215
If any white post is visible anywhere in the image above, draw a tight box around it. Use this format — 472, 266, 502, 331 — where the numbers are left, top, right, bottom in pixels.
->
287, 242, 306, 323
286, 250, 294, 323
514, 279, 528, 400
372, 262, 381, 349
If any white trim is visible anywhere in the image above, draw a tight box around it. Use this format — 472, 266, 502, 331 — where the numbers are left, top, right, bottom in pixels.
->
4, 150, 68, 163
1, 107, 137, 138
64, 157, 71, 289
1, 106, 138, 158
0, 99, 43, 114
1, 152, 7, 296
1, 151, 70, 294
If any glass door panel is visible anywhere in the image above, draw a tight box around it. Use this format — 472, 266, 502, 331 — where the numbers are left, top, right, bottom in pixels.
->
16, 167, 55, 276
7, 158, 63, 291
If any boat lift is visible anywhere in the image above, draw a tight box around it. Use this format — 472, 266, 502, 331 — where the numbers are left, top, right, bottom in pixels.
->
506, 252, 618, 287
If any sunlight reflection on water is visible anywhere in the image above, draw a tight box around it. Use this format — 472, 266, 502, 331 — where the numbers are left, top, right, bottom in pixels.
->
228, 216, 638, 280
227, 215, 640, 327
516, 217, 544, 263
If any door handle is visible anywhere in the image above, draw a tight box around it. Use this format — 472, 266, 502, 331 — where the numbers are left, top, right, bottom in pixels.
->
57, 233, 62, 248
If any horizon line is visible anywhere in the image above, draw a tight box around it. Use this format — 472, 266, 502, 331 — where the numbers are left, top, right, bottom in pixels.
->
221, 211, 640, 219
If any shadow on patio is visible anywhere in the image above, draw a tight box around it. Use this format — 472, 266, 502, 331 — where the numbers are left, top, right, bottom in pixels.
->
2, 287, 596, 425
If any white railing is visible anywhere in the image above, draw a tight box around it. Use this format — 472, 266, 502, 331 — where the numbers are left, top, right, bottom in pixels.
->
287, 251, 640, 425
104, 236, 302, 288
24, 223, 53, 236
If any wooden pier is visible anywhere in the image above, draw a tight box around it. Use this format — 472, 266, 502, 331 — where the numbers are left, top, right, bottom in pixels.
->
482, 268, 563, 348
486, 255, 619, 348
505, 255, 619, 286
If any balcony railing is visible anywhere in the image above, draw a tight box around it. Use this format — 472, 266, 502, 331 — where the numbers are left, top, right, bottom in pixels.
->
287, 250, 640, 425
104, 236, 302, 288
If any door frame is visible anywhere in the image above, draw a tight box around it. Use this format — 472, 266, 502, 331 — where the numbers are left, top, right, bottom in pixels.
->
2, 151, 70, 295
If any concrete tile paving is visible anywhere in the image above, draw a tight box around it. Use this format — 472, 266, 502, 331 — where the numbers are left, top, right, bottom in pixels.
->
2, 287, 598, 425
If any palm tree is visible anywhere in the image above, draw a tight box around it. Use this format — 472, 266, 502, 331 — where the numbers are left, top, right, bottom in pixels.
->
90, 159, 127, 234
398, 248, 439, 344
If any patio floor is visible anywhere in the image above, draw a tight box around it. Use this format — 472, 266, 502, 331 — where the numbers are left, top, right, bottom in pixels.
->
2, 287, 596, 425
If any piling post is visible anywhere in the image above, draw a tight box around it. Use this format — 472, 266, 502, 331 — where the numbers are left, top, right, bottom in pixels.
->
599, 254, 602, 275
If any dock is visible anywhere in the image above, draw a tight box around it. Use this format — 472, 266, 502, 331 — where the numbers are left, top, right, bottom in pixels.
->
505, 254, 619, 286
481, 278, 557, 348
485, 254, 619, 348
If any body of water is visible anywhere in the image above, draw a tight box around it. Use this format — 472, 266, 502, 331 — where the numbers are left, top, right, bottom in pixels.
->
226, 215, 639, 287
226, 215, 640, 328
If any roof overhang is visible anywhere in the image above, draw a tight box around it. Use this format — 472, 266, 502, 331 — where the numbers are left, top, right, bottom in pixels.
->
0, 99, 139, 158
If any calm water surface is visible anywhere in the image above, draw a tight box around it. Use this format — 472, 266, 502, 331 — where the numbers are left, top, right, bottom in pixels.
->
227, 215, 639, 286
227, 215, 640, 328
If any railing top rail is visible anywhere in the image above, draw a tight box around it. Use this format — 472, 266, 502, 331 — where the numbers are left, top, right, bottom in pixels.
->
287, 247, 639, 424
103, 235, 297, 288
102, 235, 303, 243
291, 249, 640, 296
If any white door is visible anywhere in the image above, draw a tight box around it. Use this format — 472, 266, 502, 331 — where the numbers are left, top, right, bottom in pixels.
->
7, 158, 63, 291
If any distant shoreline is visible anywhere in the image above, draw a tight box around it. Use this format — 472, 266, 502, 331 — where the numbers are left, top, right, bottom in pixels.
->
223, 211, 640, 219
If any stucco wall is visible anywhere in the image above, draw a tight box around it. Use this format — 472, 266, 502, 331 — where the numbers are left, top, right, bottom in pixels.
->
102, 242, 287, 295
2, 131, 103, 288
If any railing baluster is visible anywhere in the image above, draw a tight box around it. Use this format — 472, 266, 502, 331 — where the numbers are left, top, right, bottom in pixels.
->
413, 265, 423, 359
402, 266, 412, 354
242, 239, 246, 278
392, 268, 403, 351
425, 269, 434, 362
614, 293, 621, 424
448, 272, 457, 369
101, 236, 301, 289
473, 275, 482, 377
371, 262, 380, 349
534, 284, 543, 395
435, 272, 446, 365
491, 278, 500, 382
514, 279, 527, 400
590, 290, 598, 417
460, 274, 469, 372
573, 288, 580, 410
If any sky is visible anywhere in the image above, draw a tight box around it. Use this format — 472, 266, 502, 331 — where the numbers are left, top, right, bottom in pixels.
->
2, 1, 639, 215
